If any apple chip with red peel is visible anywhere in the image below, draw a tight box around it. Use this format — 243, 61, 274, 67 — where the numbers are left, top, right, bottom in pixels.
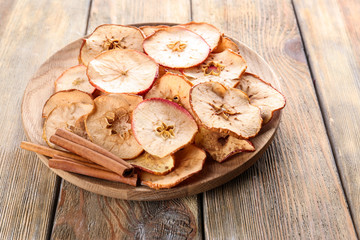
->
145, 73, 192, 113
236, 73, 286, 124
212, 36, 239, 53
85, 94, 143, 159
139, 25, 169, 37
190, 81, 262, 139
140, 145, 206, 189
127, 153, 175, 175
182, 49, 247, 88
42, 90, 93, 118
55, 65, 95, 94
132, 98, 198, 158
179, 22, 221, 52
143, 27, 210, 69
43, 102, 94, 148
87, 49, 159, 94
79, 24, 144, 66
195, 127, 255, 163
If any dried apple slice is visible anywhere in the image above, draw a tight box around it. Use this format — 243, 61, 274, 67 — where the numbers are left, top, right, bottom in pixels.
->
190, 82, 262, 139
42, 90, 93, 118
212, 35, 239, 53
55, 65, 95, 94
139, 25, 169, 37
79, 24, 144, 66
195, 127, 255, 162
127, 153, 175, 175
143, 27, 210, 68
182, 49, 247, 88
43, 102, 94, 148
145, 73, 192, 113
140, 145, 206, 189
87, 49, 159, 94
132, 98, 198, 158
236, 73, 286, 124
85, 94, 143, 159
179, 22, 221, 51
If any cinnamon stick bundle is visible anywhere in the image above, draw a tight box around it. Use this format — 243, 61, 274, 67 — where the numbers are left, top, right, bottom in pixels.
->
50, 129, 134, 177
49, 155, 138, 186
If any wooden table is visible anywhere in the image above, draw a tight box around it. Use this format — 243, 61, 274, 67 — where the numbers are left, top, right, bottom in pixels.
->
1, 0, 359, 239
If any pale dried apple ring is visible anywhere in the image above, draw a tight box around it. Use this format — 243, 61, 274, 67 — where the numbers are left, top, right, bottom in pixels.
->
179, 22, 221, 51
87, 49, 159, 94
43, 102, 94, 148
140, 145, 206, 189
182, 49, 247, 88
85, 94, 143, 159
236, 73, 286, 124
143, 27, 211, 68
132, 98, 198, 158
128, 153, 175, 175
190, 81, 262, 139
42, 90, 93, 118
212, 35, 240, 53
145, 72, 192, 113
55, 65, 95, 94
139, 25, 169, 37
79, 24, 144, 66
195, 127, 255, 163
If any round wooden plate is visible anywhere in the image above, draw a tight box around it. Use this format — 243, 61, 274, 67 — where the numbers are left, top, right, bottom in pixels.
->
22, 23, 281, 201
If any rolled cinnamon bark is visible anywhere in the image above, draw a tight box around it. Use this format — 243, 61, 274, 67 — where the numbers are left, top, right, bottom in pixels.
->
50, 134, 134, 177
49, 158, 138, 186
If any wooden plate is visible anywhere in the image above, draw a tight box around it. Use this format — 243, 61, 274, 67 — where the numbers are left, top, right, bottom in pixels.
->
21, 23, 281, 201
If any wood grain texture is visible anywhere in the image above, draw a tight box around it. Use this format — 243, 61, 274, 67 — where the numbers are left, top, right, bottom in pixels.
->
22, 35, 281, 200
50, 0, 202, 239
191, 0, 358, 239
0, 0, 90, 239
293, 0, 360, 234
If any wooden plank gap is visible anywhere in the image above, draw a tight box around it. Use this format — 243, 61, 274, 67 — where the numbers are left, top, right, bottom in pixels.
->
291, 1, 359, 237
84, 0, 94, 35
45, 177, 62, 240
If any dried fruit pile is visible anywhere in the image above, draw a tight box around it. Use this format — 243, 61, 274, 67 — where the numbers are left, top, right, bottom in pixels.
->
42, 22, 285, 189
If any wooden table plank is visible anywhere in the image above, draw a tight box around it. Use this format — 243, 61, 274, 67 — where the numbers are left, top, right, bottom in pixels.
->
0, 0, 90, 239
191, 0, 357, 239
293, 0, 360, 234
50, 1, 202, 239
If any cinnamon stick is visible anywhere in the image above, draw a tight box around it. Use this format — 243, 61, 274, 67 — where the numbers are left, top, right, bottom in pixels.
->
20, 141, 92, 163
49, 134, 134, 177
49, 158, 138, 186
55, 129, 133, 169
53, 154, 107, 171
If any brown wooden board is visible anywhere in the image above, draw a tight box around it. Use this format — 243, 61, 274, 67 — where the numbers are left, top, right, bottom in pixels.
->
0, 0, 90, 239
22, 28, 281, 200
294, 0, 360, 234
192, 0, 358, 238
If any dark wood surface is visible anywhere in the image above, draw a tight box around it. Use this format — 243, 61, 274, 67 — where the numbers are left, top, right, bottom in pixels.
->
1, 0, 359, 239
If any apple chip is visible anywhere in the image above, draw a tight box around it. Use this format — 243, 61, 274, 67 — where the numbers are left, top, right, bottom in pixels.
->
195, 127, 255, 162
139, 25, 169, 37
212, 35, 239, 53
236, 73, 286, 123
43, 102, 94, 148
55, 65, 95, 94
190, 81, 262, 139
132, 98, 198, 158
87, 49, 158, 94
179, 22, 221, 51
79, 24, 144, 66
140, 145, 206, 189
127, 153, 175, 175
143, 27, 210, 68
182, 49, 247, 88
145, 73, 192, 113
42, 90, 93, 118
85, 94, 143, 159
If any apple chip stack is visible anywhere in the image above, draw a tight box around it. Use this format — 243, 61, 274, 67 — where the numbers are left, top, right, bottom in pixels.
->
41, 22, 286, 189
